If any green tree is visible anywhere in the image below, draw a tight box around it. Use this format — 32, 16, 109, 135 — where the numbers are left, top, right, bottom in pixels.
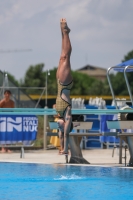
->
19, 64, 101, 96
112, 50, 133, 95
122, 50, 133, 62
71, 71, 94, 95
46, 68, 57, 95
20, 64, 57, 95
122, 49, 133, 94
88, 80, 104, 95
7, 73, 19, 86
20, 63, 45, 94
102, 50, 133, 96
111, 73, 128, 95
5, 49, 133, 97
102, 76, 113, 95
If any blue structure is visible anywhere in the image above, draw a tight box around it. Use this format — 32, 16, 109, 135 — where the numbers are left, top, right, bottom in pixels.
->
115, 59, 133, 72
84, 105, 121, 148
0, 115, 38, 144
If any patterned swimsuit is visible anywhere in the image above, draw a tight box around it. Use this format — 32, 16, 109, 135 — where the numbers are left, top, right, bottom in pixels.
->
56, 79, 73, 118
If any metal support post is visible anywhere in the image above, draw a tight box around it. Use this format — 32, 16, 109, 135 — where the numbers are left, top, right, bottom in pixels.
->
43, 113, 48, 150
20, 147, 24, 158
119, 138, 123, 164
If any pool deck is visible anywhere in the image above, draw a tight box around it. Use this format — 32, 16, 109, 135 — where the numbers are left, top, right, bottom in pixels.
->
0, 148, 131, 167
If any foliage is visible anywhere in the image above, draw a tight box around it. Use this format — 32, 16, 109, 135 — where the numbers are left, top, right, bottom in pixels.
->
47, 68, 57, 95
19, 64, 102, 95
7, 73, 19, 86
71, 71, 96, 95
110, 73, 128, 95
88, 80, 104, 95
122, 50, 133, 62
102, 76, 112, 95
122, 49, 133, 94
7, 49, 133, 97
20, 63, 45, 94
110, 49, 133, 95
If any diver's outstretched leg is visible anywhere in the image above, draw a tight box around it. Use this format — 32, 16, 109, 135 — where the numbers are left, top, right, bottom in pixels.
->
56, 18, 72, 83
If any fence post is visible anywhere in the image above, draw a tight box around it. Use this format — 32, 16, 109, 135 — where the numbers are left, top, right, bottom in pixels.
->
43, 106, 48, 150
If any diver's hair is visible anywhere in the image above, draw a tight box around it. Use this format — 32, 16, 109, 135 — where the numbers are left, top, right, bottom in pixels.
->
4, 90, 11, 95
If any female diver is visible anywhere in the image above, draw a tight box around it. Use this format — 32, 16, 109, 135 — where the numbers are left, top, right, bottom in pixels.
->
56, 18, 73, 155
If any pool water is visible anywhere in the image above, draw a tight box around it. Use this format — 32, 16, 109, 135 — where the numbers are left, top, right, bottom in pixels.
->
0, 163, 133, 200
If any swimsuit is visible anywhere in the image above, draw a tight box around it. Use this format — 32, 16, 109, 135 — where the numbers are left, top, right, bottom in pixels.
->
56, 79, 73, 118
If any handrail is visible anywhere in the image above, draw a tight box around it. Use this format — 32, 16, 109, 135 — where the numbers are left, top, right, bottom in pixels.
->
107, 64, 133, 108
0, 108, 133, 115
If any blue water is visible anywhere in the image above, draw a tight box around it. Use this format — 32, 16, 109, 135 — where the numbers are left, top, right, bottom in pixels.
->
0, 163, 133, 200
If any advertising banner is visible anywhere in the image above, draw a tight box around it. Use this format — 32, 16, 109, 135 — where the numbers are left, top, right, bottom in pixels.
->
0, 115, 38, 144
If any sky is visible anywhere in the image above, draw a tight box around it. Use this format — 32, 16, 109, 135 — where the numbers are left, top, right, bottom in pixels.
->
0, 0, 133, 80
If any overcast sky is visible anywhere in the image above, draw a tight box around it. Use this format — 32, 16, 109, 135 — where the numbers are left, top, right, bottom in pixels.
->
0, 0, 133, 80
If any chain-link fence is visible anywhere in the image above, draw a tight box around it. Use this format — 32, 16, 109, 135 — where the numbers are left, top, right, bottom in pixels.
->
0, 70, 45, 108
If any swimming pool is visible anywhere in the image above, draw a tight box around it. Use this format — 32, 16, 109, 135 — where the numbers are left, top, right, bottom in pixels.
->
0, 163, 133, 200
